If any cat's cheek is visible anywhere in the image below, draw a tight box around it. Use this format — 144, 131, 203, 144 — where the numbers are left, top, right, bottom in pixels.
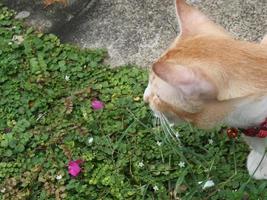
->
149, 95, 164, 115
148, 97, 159, 113
151, 97, 175, 120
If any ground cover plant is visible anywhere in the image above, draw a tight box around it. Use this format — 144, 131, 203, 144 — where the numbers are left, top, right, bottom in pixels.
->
1, 5, 267, 200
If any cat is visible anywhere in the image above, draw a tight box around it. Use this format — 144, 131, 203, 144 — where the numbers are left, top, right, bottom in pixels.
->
144, 0, 267, 180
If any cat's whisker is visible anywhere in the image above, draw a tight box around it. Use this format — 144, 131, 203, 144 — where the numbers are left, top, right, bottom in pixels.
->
147, 111, 154, 123
148, 110, 154, 117
160, 114, 172, 131
152, 110, 162, 128
159, 113, 177, 142
150, 111, 158, 128
159, 114, 171, 142
156, 115, 161, 127
161, 114, 181, 143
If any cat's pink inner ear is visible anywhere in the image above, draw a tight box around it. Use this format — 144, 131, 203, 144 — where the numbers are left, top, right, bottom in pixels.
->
175, 0, 230, 38
152, 61, 217, 98
152, 62, 194, 85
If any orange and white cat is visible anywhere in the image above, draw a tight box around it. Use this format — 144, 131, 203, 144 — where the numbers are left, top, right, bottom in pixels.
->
144, 0, 267, 179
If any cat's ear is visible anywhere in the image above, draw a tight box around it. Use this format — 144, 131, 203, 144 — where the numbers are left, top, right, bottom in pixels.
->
261, 35, 267, 45
175, 0, 230, 38
152, 61, 217, 98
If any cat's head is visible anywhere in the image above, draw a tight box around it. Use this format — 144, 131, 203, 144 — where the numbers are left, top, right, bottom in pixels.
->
144, 0, 267, 129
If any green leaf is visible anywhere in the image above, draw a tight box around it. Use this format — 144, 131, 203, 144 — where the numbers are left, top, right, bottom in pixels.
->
16, 144, 25, 153
0, 140, 8, 148
5, 149, 13, 157
30, 57, 40, 74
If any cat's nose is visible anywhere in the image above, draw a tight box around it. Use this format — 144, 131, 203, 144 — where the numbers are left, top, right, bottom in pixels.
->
143, 86, 151, 103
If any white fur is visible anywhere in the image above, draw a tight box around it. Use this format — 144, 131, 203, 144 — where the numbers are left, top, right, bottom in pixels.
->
246, 150, 267, 179
247, 150, 267, 179
143, 84, 151, 102
225, 96, 267, 179
224, 95, 267, 128
243, 135, 267, 154
243, 136, 267, 179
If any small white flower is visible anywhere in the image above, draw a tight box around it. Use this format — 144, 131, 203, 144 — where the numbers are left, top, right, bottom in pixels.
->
8, 42, 12, 45
56, 174, 62, 180
153, 185, 159, 191
198, 180, 215, 189
65, 75, 70, 81
0, 188, 6, 193
208, 139, 214, 145
156, 141, 162, 146
175, 132, 180, 139
138, 161, 144, 168
178, 161, 185, 168
12, 35, 24, 44
88, 137, 94, 144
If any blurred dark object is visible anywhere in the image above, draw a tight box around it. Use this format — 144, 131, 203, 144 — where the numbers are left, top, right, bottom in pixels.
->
2, 0, 97, 33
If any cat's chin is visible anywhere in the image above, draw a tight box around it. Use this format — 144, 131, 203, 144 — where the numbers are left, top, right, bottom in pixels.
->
152, 110, 161, 118
153, 110, 183, 125
166, 116, 183, 125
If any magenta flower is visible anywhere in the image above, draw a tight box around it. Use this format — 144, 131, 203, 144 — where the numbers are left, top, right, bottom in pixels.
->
68, 160, 83, 177
91, 99, 104, 110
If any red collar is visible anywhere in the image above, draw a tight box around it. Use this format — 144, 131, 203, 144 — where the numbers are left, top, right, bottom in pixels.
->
227, 119, 267, 138
242, 118, 267, 138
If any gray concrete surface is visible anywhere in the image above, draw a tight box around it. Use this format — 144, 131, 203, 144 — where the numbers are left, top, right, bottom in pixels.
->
3, 0, 267, 67
2, 0, 97, 32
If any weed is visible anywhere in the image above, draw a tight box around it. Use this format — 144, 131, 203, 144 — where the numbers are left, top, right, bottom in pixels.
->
0, 5, 267, 200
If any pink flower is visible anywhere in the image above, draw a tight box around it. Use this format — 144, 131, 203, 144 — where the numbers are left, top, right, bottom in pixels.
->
91, 99, 104, 110
68, 160, 83, 177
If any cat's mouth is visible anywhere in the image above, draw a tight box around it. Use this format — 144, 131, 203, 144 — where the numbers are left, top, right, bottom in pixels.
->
145, 94, 182, 125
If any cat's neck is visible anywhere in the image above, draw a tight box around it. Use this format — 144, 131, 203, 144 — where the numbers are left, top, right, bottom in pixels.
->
224, 95, 267, 128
